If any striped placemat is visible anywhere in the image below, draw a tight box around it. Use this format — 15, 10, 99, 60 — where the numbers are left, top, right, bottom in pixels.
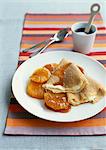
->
4, 13, 106, 135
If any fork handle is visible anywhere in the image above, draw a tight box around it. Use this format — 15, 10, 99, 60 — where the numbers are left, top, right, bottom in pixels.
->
22, 39, 50, 52
30, 39, 55, 57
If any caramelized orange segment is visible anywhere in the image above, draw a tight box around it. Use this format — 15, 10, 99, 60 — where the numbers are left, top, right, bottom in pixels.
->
27, 80, 44, 99
44, 63, 58, 73
44, 90, 70, 112
30, 67, 51, 83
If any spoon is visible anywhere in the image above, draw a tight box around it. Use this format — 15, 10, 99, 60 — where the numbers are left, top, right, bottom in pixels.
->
29, 28, 70, 57
84, 3, 100, 34
22, 28, 69, 53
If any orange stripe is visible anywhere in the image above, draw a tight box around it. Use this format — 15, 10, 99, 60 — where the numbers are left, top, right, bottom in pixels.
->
21, 43, 72, 49
22, 36, 106, 41
24, 20, 103, 25
94, 43, 106, 47
21, 43, 106, 49
23, 30, 58, 35
96, 36, 106, 40
19, 56, 29, 61
6, 118, 106, 127
22, 36, 71, 41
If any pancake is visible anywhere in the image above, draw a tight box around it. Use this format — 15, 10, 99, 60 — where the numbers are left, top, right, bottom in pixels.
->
67, 76, 106, 106
64, 63, 88, 93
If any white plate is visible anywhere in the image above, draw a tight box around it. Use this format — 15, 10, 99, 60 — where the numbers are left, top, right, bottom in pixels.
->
12, 51, 106, 122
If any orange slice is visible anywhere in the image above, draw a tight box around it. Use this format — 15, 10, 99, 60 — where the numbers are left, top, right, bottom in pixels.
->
30, 67, 51, 83
27, 80, 44, 99
44, 63, 58, 73
44, 90, 71, 112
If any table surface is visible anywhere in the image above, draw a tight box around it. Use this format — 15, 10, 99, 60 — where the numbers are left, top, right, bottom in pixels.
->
0, 1, 106, 150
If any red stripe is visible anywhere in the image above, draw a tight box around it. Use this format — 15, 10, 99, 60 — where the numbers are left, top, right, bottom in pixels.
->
103, 107, 106, 111
98, 27, 106, 30
23, 27, 106, 31
9, 104, 26, 112
23, 27, 64, 31
87, 51, 106, 56
19, 52, 31, 56
19, 51, 106, 57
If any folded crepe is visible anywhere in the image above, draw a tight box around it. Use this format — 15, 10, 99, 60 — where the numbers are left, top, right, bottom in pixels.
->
46, 58, 71, 85
67, 76, 106, 106
43, 59, 88, 94
63, 63, 88, 93
43, 58, 71, 92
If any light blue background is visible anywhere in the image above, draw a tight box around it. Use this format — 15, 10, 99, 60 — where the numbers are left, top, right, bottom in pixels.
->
0, 1, 106, 149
